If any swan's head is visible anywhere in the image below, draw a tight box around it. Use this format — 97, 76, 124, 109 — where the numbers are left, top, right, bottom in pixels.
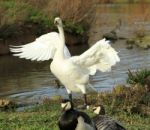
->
54, 17, 63, 26
61, 99, 73, 111
92, 105, 105, 115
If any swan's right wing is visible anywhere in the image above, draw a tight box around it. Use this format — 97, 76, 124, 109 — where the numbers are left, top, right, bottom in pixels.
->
70, 39, 120, 75
9, 32, 71, 61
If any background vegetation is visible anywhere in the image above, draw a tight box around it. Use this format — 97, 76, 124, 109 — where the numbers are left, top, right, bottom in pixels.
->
1, 0, 150, 38
0, 0, 96, 37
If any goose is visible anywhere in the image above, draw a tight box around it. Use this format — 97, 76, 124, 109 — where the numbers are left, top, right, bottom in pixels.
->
59, 99, 97, 130
9, 17, 120, 108
92, 105, 126, 130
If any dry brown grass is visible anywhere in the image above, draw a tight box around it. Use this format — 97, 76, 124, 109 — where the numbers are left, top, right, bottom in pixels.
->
0, 0, 30, 26
26, 0, 96, 23
46, 0, 94, 23
0, 0, 97, 27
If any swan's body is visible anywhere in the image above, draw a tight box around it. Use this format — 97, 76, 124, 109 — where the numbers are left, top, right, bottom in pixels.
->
10, 17, 120, 107
51, 59, 89, 93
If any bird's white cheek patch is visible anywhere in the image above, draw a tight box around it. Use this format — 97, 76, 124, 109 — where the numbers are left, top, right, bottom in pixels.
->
61, 103, 66, 108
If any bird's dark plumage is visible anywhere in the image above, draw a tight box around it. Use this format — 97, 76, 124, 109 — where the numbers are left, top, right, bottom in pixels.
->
58, 109, 78, 130
93, 115, 126, 130
59, 99, 97, 130
58, 108, 97, 130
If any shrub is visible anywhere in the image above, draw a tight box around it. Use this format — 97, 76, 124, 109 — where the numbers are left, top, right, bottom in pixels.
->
0, 0, 94, 39
127, 69, 150, 85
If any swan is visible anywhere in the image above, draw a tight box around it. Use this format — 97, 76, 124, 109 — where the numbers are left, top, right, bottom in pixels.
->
9, 17, 120, 108
59, 99, 97, 130
92, 105, 126, 130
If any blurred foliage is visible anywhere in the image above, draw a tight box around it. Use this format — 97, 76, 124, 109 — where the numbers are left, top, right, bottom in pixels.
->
64, 21, 86, 35
0, 0, 89, 39
1, 0, 150, 39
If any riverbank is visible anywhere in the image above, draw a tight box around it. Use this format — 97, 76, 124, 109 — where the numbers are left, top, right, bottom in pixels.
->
0, 22, 88, 55
1, 1, 150, 55
0, 81, 150, 130
0, 0, 92, 55
0, 101, 149, 130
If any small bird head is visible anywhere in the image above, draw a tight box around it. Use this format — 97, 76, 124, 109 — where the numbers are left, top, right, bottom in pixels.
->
54, 17, 63, 26
92, 105, 105, 115
61, 99, 73, 111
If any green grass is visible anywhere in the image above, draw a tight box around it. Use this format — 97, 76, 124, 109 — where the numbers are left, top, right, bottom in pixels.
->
0, 96, 150, 130
1, 82, 150, 129
0, 103, 60, 130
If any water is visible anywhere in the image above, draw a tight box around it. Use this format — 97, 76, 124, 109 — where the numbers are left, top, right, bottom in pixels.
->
0, 3, 150, 103
0, 41, 150, 102
0, 45, 90, 102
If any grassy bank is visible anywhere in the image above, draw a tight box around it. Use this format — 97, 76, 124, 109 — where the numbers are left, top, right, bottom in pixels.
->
0, 96, 149, 130
1, 69, 149, 129
0, 80, 150, 130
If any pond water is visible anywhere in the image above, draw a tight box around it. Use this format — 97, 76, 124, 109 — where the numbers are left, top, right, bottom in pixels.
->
0, 41, 150, 103
0, 3, 150, 103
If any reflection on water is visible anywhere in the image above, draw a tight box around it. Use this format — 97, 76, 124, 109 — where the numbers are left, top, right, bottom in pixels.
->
0, 41, 150, 102
0, 44, 89, 102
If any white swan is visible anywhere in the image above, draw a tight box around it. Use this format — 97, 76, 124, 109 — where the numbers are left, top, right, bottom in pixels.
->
9, 17, 120, 107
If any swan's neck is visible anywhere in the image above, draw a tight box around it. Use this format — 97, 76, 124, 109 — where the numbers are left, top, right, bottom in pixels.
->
55, 25, 65, 60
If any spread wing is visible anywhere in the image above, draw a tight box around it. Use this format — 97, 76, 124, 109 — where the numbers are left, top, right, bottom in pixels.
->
9, 32, 71, 61
70, 38, 120, 75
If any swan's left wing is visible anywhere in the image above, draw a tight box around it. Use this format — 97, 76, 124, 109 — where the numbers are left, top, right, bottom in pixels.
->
70, 38, 120, 75
9, 32, 71, 61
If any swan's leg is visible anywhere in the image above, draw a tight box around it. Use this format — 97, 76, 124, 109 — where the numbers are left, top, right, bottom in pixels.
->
66, 88, 73, 105
83, 94, 87, 106
69, 93, 72, 102
76, 84, 88, 109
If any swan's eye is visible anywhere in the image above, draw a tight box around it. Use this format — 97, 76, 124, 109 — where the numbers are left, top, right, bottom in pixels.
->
54, 20, 58, 25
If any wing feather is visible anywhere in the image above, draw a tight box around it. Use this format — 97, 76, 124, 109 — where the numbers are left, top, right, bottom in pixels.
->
9, 32, 71, 61
70, 38, 120, 75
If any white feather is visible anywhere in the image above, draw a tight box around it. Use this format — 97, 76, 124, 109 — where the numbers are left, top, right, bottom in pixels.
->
9, 32, 71, 61
70, 38, 120, 75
